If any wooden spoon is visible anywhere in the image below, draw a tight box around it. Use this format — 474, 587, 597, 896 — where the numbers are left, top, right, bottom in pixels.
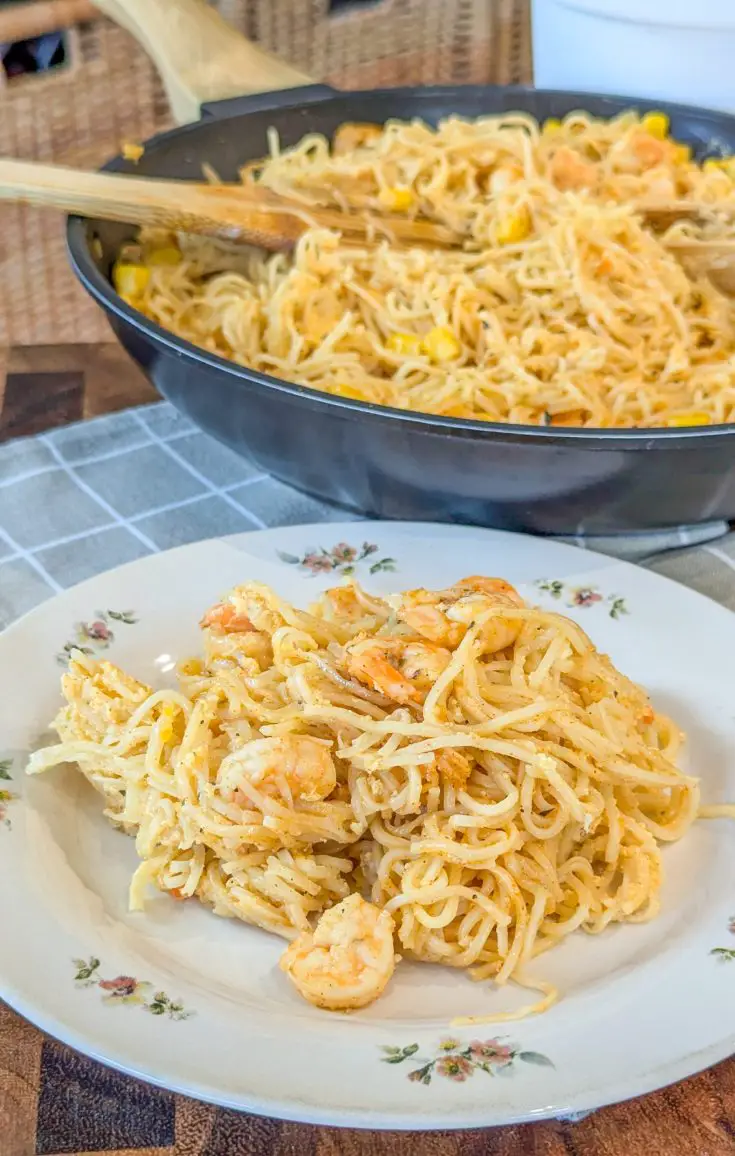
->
0, 159, 459, 251
635, 201, 735, 291
6, 154, 735, 268
637, 199, 735, 227
658, 238, 735, 295
0, 1, 457, 251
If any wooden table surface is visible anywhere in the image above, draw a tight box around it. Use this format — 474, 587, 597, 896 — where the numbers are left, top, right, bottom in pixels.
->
1, 343, 734, 1156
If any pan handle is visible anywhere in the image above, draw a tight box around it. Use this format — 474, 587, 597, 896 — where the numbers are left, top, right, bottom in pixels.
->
92, 0, 314, 125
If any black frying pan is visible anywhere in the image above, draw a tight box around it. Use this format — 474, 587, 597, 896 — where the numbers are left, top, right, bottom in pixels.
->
67, 0, 735, 535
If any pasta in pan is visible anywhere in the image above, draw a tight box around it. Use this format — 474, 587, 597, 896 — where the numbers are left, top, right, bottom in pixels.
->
29, 575, 702, 1019
113, 110, 735, 429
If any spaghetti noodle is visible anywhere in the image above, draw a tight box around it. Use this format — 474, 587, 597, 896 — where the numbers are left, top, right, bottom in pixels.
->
28, 575, 700, 1017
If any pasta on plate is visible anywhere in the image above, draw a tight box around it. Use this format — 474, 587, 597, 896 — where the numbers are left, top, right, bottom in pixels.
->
113, 110, 735, 429
29, 575, 701, 1019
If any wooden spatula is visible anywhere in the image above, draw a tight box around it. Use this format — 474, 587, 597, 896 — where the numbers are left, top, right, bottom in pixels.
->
637, 199, 735, 227
0, 159, 459, 250
6, 154, 735, 270
659, 237, 735, 296
632, 201, 735, 292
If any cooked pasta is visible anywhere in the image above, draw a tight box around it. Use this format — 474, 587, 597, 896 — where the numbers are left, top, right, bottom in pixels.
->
113, 110, 735, 428
28, 574, 701, 1017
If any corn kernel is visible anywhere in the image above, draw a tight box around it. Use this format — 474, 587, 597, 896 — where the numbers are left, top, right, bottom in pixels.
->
337, 384, 369, 401
378, 186, 415, 212
673, 143, 692, 164
121, 141, 144, 163
542, 118, 562, 135
180, 658, 203, 676
422, 326, 461, 363
702, 155, 735, 176
496, 206, 531, 246
667, 411, 711, 427
159, 703, 178, 742
112, 262, 150, 298
550, 410, 587, 427
642, 111, 669, 139
386, 331, 423, 356
147, 246, 182, 266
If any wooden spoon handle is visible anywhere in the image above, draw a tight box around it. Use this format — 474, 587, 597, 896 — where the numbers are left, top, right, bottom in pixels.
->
0, 158, 296, 248
0, 157, 459, 252
663, 237, 735, 297
92, 0, 313, 125
665, 238, 735, 251
0, 157, 190, 225
639, 199, 735, 226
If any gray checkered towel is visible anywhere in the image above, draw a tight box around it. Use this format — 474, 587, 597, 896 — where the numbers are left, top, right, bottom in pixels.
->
1, 402, 734, 630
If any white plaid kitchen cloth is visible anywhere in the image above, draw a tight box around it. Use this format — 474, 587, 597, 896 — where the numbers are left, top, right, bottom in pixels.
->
1, 402, 734, 629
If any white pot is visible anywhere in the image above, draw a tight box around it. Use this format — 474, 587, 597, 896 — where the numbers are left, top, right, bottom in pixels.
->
531, 0, 735, 113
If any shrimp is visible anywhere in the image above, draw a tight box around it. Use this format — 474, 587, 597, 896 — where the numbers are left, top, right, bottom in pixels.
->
200, 603, 257, 634
200, 600, 273, 669
629, 131, 672, 170
201, 583, 284, 668
280, 893, 396, 1010
323, 585, 365, 621
200, 582, 285, 637
332, 122, 382, 156
427, 748, 473, 790
609, 132, 675, 176
343, 637, 452, 704
314, 584, 392, 635
321, 583, 389, 624
397, 576, 525, 653
217, 735, 337, 803
549, 146, 597, 191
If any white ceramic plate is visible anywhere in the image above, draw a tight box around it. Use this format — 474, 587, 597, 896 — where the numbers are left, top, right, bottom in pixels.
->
1, 522, 734, 1130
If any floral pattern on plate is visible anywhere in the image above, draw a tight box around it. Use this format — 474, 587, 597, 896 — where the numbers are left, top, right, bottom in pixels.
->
381, 1037, 553, 1085
277, 541, 396, 577
73, 958, 193, 1019
711, 916, 735, 962
0, 759, 16, 831
535, 580, 628, 620
56, 610, 138, 666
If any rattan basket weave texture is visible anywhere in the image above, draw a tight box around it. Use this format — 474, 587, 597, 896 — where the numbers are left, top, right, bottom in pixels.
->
0, 0, 532, 347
